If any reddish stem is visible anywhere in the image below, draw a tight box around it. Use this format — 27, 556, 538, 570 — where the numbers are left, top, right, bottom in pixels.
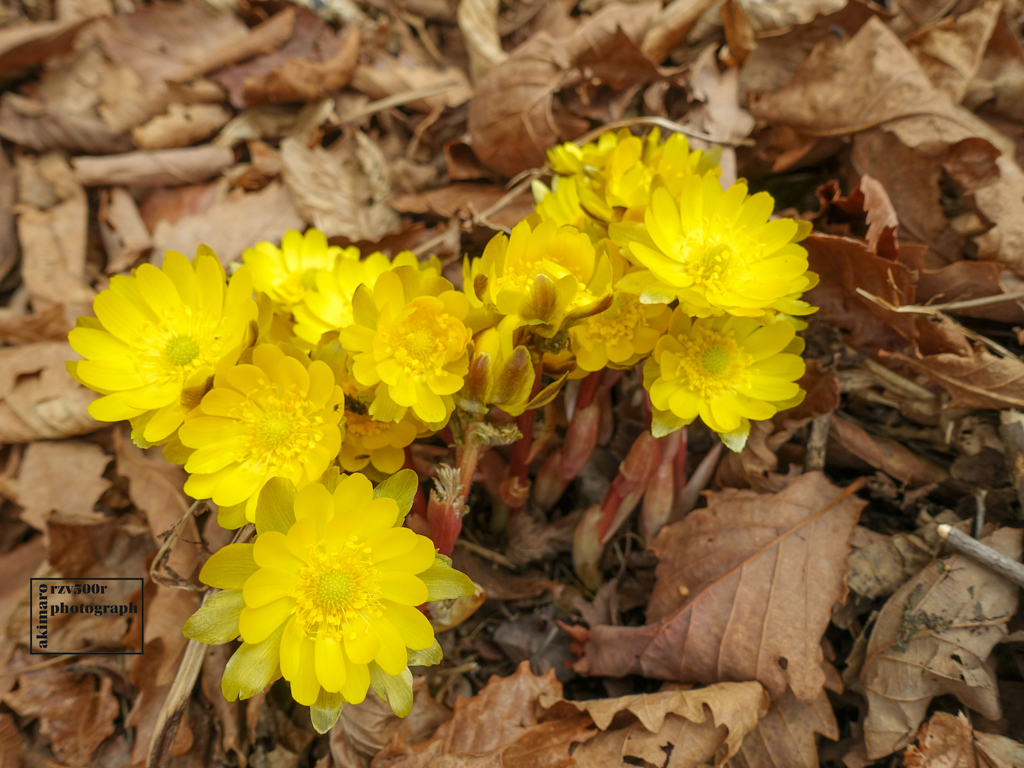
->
427, 424, 485, 556
506, 363, 544, 518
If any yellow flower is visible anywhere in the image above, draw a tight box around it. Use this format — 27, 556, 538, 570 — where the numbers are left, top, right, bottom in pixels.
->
341, 409, 419, 476
243, 229, 345, 313
179, 343, 344, 524
570, 292, 671, 372
644, 311, 806, 450
182, 471, 475, 732
292, 250, 408, 347
341, 266, 471, 427
611, 176, 816, 320
466, 220, 613, 349
544, 129, 721, 225
67, 248, 257, 444
456, 328, 538, 417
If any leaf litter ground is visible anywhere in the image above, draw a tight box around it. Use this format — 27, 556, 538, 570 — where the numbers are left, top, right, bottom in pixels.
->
2, 0, 1024, 766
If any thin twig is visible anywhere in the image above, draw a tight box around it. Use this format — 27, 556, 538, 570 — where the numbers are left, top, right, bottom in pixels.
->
856, 287, 1024, 314
454, 538, 516, 569
856, 288, 1018, 359
574, 116, 757, 148
336, 82, 460, 126
937, 524, 1024, 590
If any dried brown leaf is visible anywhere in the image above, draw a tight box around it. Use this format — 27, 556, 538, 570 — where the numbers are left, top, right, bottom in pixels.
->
3, 649, 119, 767
0, 92, 133, 155
0, 18, 86, 75
16, 153, 93, 311
390, 183, 534, 230
0, 147, 14, 284
151, 181, 304, 267
0, 538, 47, 629
114, 430, 199, 584
916, 260, 1024, 325
727, 687, 838, 768
458, 0, 508, 83
16, 441, 111, 532
804, 232, 918, 353
750, 17, 1011, 152
0, 342, 101, 443
338, 677, 450, 757
542, 682, 769, 766
829, 415, 947, 487
576, 472, 865, 704
281, 134, 401, 242
861, 526, 1023, 759
99, 187, 152, 274
94, 1, 248, 90
372, 662, 592, 768
906, 0, 1000, 104
72, 145, 235, 188
131, 103, 232, 150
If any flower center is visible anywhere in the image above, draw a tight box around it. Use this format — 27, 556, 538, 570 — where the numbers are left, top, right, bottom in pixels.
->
347, 411, 390, 438
385, 302, 462, 379
291, 543, 381, 640
257, 416, 294, 446
164, 334, 200, 367
686, 240, 737, 285
232, 390, 325, 471
702, 345, 731, 375
673, 326, 751, 400
587, 295, 644, 346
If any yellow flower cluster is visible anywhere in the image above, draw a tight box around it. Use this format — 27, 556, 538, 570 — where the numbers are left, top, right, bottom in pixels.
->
66, 126, 818, 724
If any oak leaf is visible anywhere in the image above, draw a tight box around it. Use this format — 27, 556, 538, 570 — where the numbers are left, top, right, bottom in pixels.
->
905, 711, 1024, 768
860, 526, 1023, 759
575, 472, 865, 704
540, 682, 769, 768
727, 687, 838, 768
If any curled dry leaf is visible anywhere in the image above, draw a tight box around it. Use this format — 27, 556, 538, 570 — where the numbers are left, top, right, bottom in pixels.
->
0, 18, 86, 75
15, 441, 111, 532
72, 145, 235, 187
829, 415, 948, 487
338, 677, 451, 757
861, 526, 1023, 759
804, 232, 919, 353
16, 153, 93, 311
3, 649, 120, 767
372, 661, 593, 768
0, 147, 14, 284
0, 342, 101, 443
458, 0, 508, 84
131, 103, 232, 150
151, 181, 304, 268
540, 682, 769, 767
846, 515, 952, 600
906, 0, 1001, 105
728, 687, 838, 768
468, 2, 658, 177
114, 431, 200, 585
0, 91, 133, 155
905, 711, 1024, 768
281, 133, 401, 242
889, 316, 1024, 410
98, 187, 152, 274
577, 473, 864, 704
390, 183, 535, 231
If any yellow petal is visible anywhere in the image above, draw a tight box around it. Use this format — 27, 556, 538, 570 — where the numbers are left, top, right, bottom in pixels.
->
367, 614, 408, 675
382, 600, 434, 650
238, 597, 295, 644
290, 631, 320, 706
376, 536, 436, 574
199, 543, 257, 589
342, 614, 380, 665
366, 528, 418, 563
243, 567, 297, 608
315, 632, 348, 693
253, 531, 305, 572
378, 572, 428, 606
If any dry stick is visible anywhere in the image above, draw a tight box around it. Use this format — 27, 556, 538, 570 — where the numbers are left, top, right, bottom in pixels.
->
937, 523, 1024, 590
999, 409, 1024, 519
805, 414, 831, 472
454, 538, 516, 569
574, 116, 756, 148
146, 524, 254, 768
856, 288, 1019, 360
169, 7, 296, 83
336, 81, 461, 126
855, 287, 1024, 315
